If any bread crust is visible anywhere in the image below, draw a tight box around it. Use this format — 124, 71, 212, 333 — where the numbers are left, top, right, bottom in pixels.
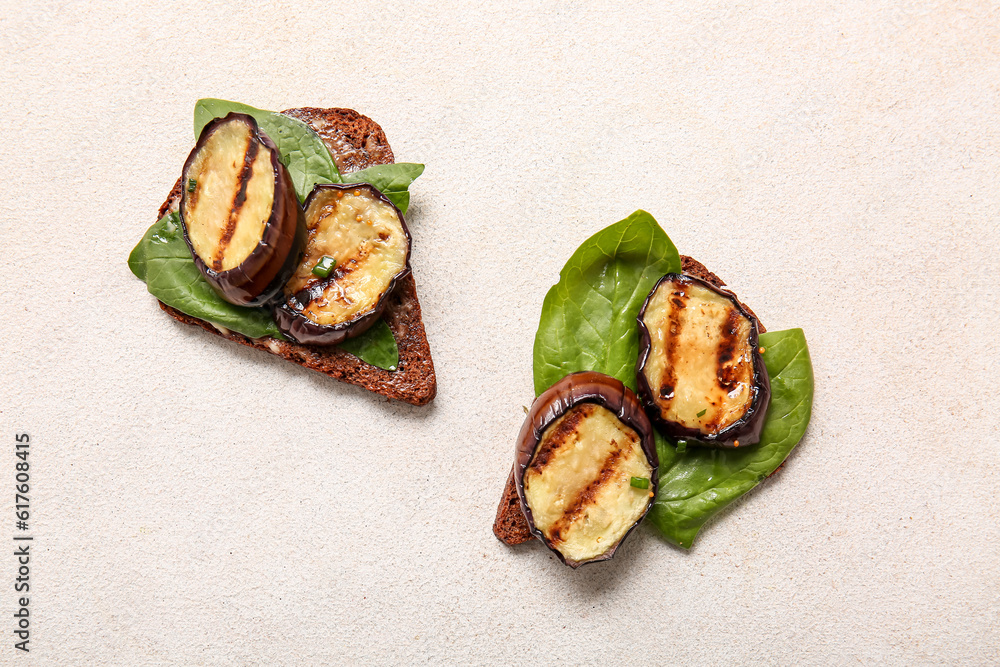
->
153, 107, 436, 405
282, 107, 395, 174
493, 255, 766, 545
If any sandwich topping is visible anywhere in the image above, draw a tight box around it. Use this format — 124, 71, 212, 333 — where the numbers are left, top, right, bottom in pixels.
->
524, 402, 653, 564
274, 183, 411, 345
180, 112, 303, 307
636, 273, 770, 448
495, 211, 813, 555
514, 371, 657, 567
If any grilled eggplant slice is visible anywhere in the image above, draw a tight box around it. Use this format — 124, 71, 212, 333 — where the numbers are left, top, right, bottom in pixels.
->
180, 112, 304, 307
636, 273, 770, 448
514, 371, 658, 568
274, 183, 411, 346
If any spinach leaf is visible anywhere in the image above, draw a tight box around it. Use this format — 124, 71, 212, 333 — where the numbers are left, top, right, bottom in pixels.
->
128, 214, 401, 370
127, 223, 149, 281
128, 213, 284, 339
647, 328, 814, 548
532, 210, 681, 396
193, 98, 341, 202
342, 163, 425, 215
339, 319, 399, 371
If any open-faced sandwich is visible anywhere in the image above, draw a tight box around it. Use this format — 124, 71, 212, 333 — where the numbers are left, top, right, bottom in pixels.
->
493, 211, 813, 566
128, 100, 435, 405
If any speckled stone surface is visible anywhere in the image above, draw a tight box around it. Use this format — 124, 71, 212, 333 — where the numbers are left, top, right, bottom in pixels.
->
1, 2, 998, 664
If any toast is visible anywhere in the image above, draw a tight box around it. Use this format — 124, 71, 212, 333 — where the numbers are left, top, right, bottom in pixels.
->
154, 107, 436, 406
492, 255, 764, 544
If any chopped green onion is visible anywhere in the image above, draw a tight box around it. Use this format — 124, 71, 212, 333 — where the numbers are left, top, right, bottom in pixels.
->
630, 476, 650, 489
676, 440, 688, 454
312, 256, 336, 278
696, 408, 707, 418
187, 179, 197, 192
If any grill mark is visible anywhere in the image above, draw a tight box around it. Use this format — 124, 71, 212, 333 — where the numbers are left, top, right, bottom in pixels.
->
528, 405, 591, 475
300, 202, 375, 294
658, 284, 688, 409
705, 308, 747, 433
716, 307, 742, 391
299, 245, 372, 306
213, 134, 260, 270
295, 206, 340, 291
548, 442, 630, 544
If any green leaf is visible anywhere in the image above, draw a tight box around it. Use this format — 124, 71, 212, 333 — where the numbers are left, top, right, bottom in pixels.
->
647, 328, 814, 548
339, 319, 399, 370
193, 98, 341, 202
382, 190, 409, 214
532, 210, 681, 395
128, 213, 401, 370
129, 213, 284, 339
127, 224, 150, 281
342, 163, 425, 215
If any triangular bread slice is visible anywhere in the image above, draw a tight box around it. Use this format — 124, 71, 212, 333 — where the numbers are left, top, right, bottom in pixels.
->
493, 255, 765, 544
153, 107, 436, 406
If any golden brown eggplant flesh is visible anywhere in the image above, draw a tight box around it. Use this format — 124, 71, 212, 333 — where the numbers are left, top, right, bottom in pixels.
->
273, 183, 411, 346
636, 273, 770, 448
514, 371, 658, 568
180, 112, 304, 307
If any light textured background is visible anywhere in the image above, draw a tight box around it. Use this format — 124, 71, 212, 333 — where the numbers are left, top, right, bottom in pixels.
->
1, 1, 998, 664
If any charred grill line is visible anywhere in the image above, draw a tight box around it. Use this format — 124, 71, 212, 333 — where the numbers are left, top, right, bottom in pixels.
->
692, 309, 732, 433
295, 248, 368, 307
659, 287, 687, 408
548, 444, 629, 544
295, 203, 374, 300
528, 407, 589, 474
214, 135, 260, 269
716, 308, 741, 391
703, 308, 746, 433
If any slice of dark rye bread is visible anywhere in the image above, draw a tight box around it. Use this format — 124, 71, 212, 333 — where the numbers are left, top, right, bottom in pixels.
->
493, 255, 767, 545
153, 107, 436, 406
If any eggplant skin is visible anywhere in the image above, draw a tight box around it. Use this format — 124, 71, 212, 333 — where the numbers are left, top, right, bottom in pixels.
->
273, 183, 412, 346
514, 371, 658, 568
635, 273, 771, 449
180, 112, 305, 307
